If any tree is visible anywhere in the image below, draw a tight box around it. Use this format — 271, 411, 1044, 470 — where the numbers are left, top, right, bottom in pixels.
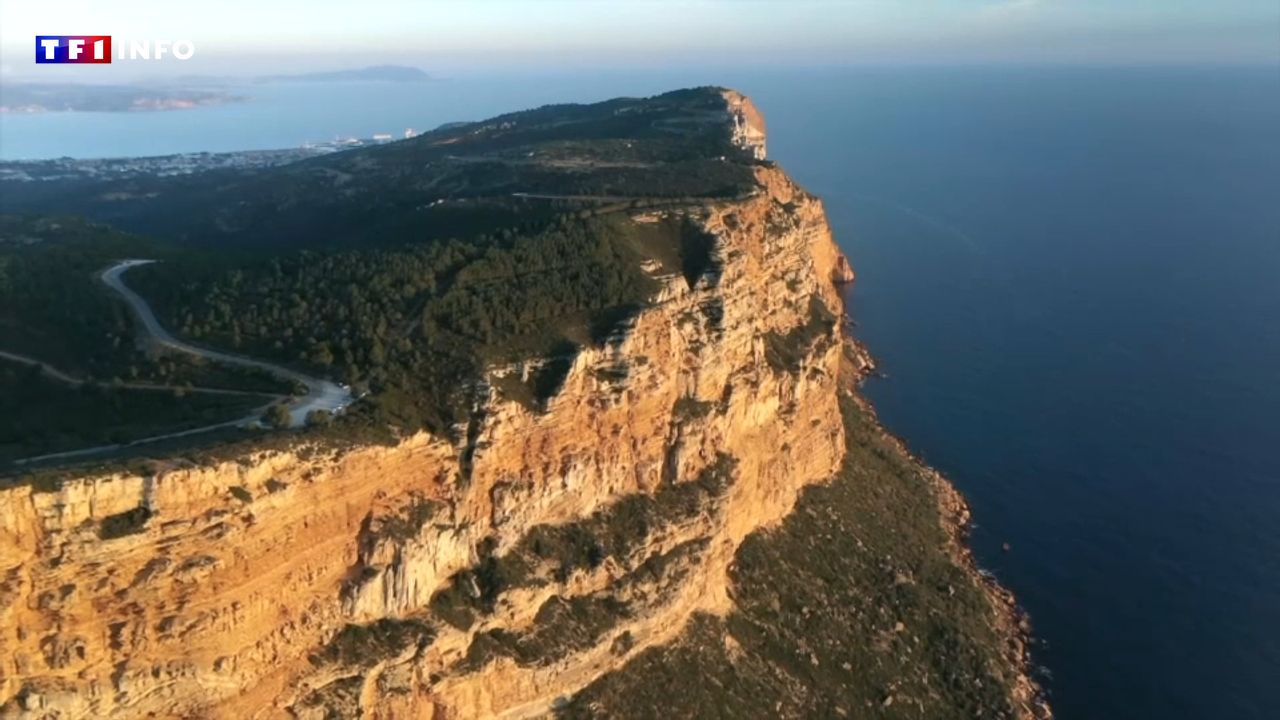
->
305, 409, 332, 427
264, 404, 292, 429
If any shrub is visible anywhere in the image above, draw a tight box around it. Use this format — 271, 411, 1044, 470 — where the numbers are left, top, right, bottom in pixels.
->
264, 404, 292, 429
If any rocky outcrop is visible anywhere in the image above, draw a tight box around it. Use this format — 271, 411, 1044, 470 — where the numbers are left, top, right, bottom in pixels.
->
0, 137, 857, 716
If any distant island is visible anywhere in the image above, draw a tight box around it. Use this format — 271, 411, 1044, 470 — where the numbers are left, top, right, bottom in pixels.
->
254, 65, 431, 83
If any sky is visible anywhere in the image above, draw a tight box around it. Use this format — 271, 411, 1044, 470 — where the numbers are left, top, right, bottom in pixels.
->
1, 0, 1277, 80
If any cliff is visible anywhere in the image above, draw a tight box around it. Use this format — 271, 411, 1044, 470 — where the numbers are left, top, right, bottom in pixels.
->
0, 90, 1038, 719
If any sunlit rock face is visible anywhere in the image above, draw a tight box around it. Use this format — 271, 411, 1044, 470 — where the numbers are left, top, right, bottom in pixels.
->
0, 92, 868, 719
722, 89, 768, 161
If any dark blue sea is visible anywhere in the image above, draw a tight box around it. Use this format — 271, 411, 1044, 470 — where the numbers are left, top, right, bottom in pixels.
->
3, 66, 1278, 720
764, 67, 1280, 720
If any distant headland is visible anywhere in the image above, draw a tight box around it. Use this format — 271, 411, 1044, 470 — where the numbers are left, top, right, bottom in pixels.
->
253, 65, 432, 83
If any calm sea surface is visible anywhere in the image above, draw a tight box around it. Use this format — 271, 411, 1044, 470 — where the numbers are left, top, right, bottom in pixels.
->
3, 67, 1278, 720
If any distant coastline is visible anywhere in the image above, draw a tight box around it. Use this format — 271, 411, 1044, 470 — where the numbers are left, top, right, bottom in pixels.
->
0, 65, 429, 114
0, 83, 241, 114
253, 64, 431, 83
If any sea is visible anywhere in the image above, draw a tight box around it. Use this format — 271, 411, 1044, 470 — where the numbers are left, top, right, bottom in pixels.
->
3, 66, 1278, 720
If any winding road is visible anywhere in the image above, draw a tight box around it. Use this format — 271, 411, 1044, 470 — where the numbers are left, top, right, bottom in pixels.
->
8, 262, 355, 466
102, 259, 353, 427
0, 348, 280, 398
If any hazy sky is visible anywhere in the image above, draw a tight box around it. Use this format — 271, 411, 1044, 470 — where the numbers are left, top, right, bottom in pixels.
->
2, 0, 1277, 79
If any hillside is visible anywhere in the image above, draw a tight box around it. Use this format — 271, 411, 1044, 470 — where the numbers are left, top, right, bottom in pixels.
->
0, 87, 761, 249
0, 88, 1045, 719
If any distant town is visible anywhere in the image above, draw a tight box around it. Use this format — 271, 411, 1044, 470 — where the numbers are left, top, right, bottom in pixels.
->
0, 129, 421, 182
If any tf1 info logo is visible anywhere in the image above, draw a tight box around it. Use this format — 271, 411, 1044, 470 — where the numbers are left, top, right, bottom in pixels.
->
35, 36, 195, 64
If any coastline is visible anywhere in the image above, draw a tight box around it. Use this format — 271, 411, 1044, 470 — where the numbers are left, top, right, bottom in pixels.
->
843, 336, 1052, 719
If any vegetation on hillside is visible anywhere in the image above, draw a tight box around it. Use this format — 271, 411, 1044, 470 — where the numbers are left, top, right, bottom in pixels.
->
0, 88, 758, 250
129, 211, 713, 436
0, 216, 155, 377
0, 365, 267, 465
0, 216, 288, 467
559, 397, 1025, 719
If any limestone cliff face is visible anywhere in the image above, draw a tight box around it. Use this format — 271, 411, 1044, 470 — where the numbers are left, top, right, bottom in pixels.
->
0, 102, 864, 718
722, 89, 767, 161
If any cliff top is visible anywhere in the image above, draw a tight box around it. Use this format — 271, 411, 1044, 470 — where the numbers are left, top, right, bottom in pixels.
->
1, 86, 770, 249
1, 87, 781, 475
